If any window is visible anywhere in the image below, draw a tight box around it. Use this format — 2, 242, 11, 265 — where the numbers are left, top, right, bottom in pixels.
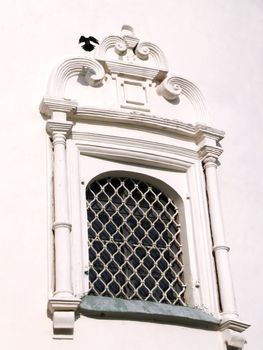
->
42, 24, 247, 341
86, 176, 186, 306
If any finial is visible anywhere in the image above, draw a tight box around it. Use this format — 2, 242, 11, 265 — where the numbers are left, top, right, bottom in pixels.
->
121, 25, 134, 37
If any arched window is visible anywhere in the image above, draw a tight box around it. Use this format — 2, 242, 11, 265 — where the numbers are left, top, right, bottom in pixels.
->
86, 176, 186, 306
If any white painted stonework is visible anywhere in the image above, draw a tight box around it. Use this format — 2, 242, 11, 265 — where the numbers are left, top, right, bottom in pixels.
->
40, 25, 249, 348
1, 2, 262, 350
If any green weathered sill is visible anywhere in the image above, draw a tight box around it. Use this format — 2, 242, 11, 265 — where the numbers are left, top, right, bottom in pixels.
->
80, 295, 220, 330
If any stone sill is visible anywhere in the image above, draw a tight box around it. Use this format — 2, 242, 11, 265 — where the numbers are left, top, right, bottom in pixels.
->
80, 295, 220, 330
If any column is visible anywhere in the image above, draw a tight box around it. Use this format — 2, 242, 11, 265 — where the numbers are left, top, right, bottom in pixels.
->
203, 155, 238, 320
48, 121, 73, 297
46, 120, 80, 339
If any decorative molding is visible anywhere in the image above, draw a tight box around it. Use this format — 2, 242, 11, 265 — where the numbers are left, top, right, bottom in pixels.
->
46, 57, 105, 98
48, 298, 81, 313
116, 76, 150, 112
213, 245, 230, 252
175, 77, 209, 121
39, 25, 212, 123
96, 25, 168, 82
156, 76, 209, 121
68, 105, 224, 142
53, 221, 72, 230
195, 125, 225, 143
77, 143, 193, 172
40, 97, 77, 118
202, 156, 219, 169
220, 319, 250, 333
71, 131, 199, 160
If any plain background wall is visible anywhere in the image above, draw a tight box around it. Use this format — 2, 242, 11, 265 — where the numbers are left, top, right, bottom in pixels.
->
0, 1, 262, 349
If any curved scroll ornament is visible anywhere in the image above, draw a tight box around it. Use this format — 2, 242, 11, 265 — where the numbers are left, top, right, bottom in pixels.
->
157, 75, 209, 121
135, 42, 150, 60
47, 57, 105, 97
96, 35, 128, 59
114, 38, 128, 55
134, 41, 168, 72
156, 77, 182, 100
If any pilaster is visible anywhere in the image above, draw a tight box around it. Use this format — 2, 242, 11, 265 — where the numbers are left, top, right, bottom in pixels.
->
198, 137, 250, 349
46, 119, 80, 339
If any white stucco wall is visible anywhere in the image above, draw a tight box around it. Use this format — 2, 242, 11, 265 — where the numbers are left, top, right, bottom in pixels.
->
0, 1, 262, 349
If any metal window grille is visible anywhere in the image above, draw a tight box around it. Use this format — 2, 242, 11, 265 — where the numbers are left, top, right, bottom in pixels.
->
86, 177, 186, 305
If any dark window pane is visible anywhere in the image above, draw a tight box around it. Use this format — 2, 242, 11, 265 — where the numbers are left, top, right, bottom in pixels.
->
86, 177, 185, 305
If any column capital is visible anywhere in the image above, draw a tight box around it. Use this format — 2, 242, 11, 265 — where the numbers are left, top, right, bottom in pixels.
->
199, 145, 223, 168
202, 155, 218, 169
199, 145, 223, 159
46, 120, 73, 137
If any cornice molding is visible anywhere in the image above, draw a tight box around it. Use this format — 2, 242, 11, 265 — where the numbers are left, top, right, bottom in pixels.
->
40, 97, 77, 118
72, 131, 199, 160
220, 319, 250, 333
70, 105, 224, 141
77, 143, 193, 172
105, 61, 162, 80
195, 124, 225, 142
48, 298, 81, 313
40, 97, 224, 148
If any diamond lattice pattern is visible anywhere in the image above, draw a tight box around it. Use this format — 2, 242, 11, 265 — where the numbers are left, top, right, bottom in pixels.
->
86, 177, 186, 305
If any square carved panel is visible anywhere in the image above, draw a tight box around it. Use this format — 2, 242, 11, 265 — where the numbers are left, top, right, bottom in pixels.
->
117, 77, 150, 112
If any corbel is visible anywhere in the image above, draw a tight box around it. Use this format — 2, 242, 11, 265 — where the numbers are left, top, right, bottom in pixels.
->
220, 319, 250, 350
48, 298, 81, 339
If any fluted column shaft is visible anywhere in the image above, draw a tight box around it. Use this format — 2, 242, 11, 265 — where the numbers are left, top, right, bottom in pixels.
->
203, 156, 238, 319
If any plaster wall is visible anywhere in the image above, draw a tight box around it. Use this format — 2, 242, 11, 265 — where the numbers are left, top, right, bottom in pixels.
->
0, 1, 262, 349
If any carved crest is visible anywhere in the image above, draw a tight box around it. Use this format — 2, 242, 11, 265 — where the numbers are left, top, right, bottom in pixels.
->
41, 25, 208, 124
96, 25, 168, 82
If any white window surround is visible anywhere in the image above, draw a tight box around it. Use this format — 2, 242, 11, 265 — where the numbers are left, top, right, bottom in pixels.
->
40, 25, 249, 348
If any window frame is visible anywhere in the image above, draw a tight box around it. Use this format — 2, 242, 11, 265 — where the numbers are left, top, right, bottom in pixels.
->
66, 137, 220, 323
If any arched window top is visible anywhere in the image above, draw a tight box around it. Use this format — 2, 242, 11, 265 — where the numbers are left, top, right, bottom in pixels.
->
86, 176, 186, 306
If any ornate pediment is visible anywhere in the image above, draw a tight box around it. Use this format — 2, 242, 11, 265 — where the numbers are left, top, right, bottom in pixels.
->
41, 25, 209, 125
